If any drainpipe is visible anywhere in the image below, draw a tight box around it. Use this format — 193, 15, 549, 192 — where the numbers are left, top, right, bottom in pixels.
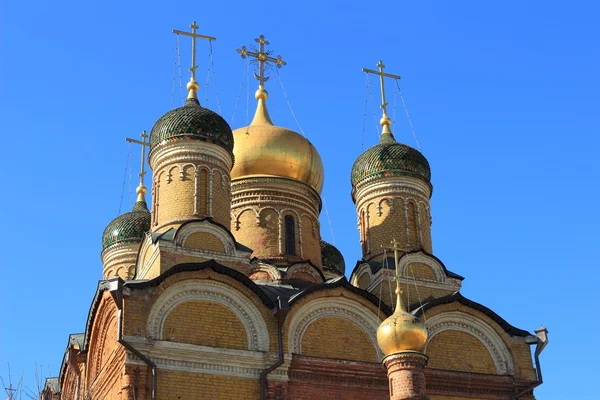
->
514, 326, 548, 399
260, 296, 290, 400
109, 279, 157, 400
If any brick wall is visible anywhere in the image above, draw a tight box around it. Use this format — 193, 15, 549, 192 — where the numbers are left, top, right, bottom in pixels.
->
157, 370, 259, 399
161, 300, 247, 349
300, 317, 378, 362
426, 330, 496, 374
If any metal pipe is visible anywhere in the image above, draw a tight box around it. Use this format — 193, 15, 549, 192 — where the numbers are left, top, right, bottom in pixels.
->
260, 297, 289, 400
513, 327, 548, 399
110, 280, 157, 400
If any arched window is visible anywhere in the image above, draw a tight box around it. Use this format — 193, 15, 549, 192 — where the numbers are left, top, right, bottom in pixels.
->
285, 215, 296, 255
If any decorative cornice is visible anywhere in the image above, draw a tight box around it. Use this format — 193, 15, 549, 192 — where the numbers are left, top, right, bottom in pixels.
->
353, 176, 432, 203
150, 141, 233, 173
123, 336, 287, 380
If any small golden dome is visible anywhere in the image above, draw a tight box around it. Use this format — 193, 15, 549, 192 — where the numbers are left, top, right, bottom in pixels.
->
377, 289, 428, 356
231, 87, 324, 193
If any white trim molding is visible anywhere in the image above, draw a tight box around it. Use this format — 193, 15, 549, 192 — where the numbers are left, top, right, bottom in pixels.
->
425, 311, 515, 375
287, 298, 383, 361
147, 280, 270, 351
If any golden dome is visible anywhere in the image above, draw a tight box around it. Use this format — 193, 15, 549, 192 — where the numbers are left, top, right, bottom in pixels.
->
377, 288, 428, 356
231, 87, 324, 193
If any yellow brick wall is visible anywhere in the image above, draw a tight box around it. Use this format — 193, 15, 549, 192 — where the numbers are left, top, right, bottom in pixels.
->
406, 262, 437, 281
359, 195, 432, 258
300, 317, 378, 362
419, 203, 432, 253
236, 208, 279, 258
357, 272, 371, 289
183, 232, 225, 253
426, 330, 496, 374
157, 370, 259, 399
123, 269, 280, 353
212, 169, 231, 227
161, 300, 247, 350
300, 214, 322, 265
424, 303, 537, 381
154, 163, 231, 230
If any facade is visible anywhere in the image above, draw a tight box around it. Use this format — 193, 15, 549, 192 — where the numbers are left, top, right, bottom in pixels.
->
42, 29, 547, 400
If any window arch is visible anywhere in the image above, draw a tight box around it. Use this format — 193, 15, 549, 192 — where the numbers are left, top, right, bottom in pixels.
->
285, 215, 296, 255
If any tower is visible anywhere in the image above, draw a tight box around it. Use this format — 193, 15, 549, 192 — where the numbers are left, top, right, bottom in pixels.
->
230, 35, 326, 271
148, 23, 233, 233
352, 61, 433, 261
377, 240, 429, 400
100, 131, 151, 279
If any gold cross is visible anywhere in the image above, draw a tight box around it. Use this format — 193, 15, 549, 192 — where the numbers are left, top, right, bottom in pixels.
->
362, 60, 401, 124
382, 238, 410, 311
172, 21, 216, 81
237, 35, 287, 87
125, 131, 149, 187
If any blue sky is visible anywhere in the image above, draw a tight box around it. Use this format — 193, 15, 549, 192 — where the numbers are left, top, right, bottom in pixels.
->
1, 0, 598, 398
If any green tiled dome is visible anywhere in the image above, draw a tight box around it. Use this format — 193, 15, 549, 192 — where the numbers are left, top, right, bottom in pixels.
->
150, 98, 234, 155
320, 240, 346, 276
351, 133, 431, 188
102, 201, 151, 251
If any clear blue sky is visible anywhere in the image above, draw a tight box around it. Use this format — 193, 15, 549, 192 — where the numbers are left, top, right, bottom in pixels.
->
1, 0, 598, 398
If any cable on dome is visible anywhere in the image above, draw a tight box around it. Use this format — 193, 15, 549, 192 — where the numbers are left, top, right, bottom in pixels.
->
170, 38, 178, 110
245, 64, 250, 126
205, 42, 211, 107
118, 142, 132, 215
393, 79, 397, 133
176, 35, 184, 106
395, 79, 421, 151
361, 73, 369, 151
208, 41, 222, 115
365, 74, 381, 138
231, 59, 248, 124
322, 196, 336, 246
276, 68, 306, 137
408, 264, 426, 321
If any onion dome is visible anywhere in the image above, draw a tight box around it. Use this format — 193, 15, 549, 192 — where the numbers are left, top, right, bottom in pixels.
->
231, 87, 324, 193
377, 286, 428, 356
320, 240, 346, 276
149, 81, 234, 156
351, 131, 431, 188
102, 186, 151, 251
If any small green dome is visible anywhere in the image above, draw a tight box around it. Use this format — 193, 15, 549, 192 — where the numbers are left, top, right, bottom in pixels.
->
351, 133, 431, 188
102, 201, 151, 251
150, 98, 234, 155
320, 240, 346, 276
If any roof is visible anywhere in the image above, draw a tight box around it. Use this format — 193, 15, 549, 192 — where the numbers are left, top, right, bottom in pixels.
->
320, 240, 346, 275
102, 200, 151, 251
351, 249, 464, 281
149, 98, 234, 156
351, 132, 431, 189
412, 291, 532, 337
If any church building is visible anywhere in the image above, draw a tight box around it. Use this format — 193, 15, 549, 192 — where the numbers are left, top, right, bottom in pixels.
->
41, 23, 547, 400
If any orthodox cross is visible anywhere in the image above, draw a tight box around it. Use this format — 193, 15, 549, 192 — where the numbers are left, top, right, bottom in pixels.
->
362, 60, 401, 119
172, 21, 216, 81
382, 238, 410, 299
236, 35, 287, 86
125, 130, 149, 187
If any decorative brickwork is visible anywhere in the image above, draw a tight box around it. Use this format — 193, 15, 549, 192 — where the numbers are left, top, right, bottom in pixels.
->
383, 352, 429, 400
231, 177, 322, 268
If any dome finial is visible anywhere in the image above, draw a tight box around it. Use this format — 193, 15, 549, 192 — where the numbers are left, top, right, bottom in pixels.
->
376, 238, 429, 356
362, 60, 401, 136
126, 130, 151, 204
237, 35, 287, 126
172, 21, 217, 101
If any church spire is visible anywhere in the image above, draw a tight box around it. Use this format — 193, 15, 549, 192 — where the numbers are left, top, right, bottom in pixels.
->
362, 60, 401, 137
172, 21, 216, 100
236, 35, 286, 125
